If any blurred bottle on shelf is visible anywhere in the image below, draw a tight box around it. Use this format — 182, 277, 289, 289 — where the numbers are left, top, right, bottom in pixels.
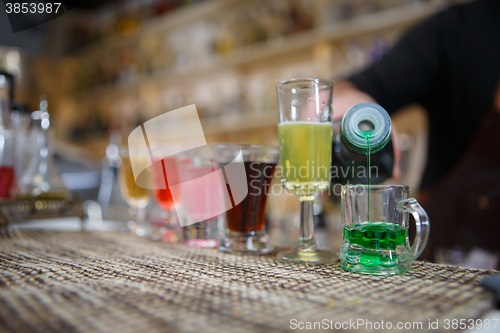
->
215, 22, 236, 59
368, 37, 388, 64
17, 96, 72, 199
11, 103, 31, 180
346, 40, 366, 70
0, 71, 14, 101
153, 0, 175, 17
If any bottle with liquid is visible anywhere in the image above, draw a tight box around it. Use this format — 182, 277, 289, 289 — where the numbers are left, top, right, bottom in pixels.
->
331, 102, 393, 186
97, 130, 129, 221
0, 97, 16, 198
17, 97, 71, 199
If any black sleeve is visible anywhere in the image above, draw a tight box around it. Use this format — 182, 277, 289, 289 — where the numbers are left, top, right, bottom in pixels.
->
348, 9, 452, 114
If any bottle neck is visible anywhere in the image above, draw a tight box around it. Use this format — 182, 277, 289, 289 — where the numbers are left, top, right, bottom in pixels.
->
340, 128, 390, 154
340, 103, 391, 154
0, 98, 11, 129
31, 119, 54, 160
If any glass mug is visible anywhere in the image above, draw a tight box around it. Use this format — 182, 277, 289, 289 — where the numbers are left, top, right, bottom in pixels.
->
340, 185, 430, 275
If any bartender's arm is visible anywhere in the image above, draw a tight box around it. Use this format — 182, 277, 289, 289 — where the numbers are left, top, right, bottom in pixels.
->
336, 4, 448, 115
330, 7, 452, 179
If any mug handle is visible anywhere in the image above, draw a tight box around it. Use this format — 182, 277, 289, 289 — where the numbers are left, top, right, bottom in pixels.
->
397, 198, 430, 262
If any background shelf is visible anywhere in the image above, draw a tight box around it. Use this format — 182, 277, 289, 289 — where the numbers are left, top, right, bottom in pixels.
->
70, 1, 444, 102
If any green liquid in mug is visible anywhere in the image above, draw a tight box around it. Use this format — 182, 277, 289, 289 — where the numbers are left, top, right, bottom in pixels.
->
341, 222, 409, 270
278, 122, 332, 198
340, 109, 416, 275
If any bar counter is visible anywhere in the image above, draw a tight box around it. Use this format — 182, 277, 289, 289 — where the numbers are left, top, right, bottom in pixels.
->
0, 230, 497, 332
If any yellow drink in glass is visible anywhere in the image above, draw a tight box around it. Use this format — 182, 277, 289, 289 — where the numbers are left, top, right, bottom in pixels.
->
119, 155, 150, 209
276, 78, 336, 264
278, 121, 332, 199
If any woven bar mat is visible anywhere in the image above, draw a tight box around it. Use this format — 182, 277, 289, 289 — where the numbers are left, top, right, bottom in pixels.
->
0, 230, 497, 333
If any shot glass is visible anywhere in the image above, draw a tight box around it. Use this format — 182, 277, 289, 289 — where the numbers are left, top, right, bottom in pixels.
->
212, 143, 279, 254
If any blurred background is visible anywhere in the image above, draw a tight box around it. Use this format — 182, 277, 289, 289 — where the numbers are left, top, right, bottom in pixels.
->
0, 0, 469, 259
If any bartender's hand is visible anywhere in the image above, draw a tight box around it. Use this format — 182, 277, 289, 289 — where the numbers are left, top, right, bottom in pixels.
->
333, 81, 377, 119
333, 80, 402, 179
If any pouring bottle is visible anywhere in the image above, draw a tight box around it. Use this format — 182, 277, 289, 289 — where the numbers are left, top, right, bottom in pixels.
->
331, 102, 394, 185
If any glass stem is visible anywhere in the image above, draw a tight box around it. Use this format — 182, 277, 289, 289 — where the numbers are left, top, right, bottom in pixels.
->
162, 210, 172, 227
298, 199, 316, 250
136, 207, 146, 227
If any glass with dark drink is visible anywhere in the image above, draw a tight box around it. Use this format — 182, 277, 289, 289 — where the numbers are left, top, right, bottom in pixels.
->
212, 144, 279, 254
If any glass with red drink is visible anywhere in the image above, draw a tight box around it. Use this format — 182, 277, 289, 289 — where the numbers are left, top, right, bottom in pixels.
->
151, 156, 179, 211
150, 155, 182, 241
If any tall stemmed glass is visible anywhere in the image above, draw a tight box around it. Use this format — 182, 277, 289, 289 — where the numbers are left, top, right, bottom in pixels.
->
119, 147, 151, 237
276, 78, 337, 264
